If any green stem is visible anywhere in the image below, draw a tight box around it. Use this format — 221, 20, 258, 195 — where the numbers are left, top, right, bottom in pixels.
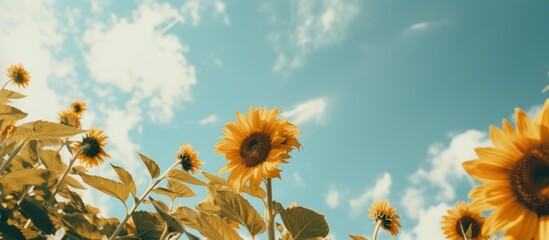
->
0, 141, 27, 174
372, 220, 382, 240
46, 144, 89, 208
159, 224, 169, 240
266, 179, 275, 240
1, 80, 12, 90
108, 160, 182, 240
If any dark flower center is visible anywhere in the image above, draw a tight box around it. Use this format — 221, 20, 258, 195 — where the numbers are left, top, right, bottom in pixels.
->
73, 105, 82, 113
456, 216, 480, 238
180, 154, 193, 172
82, 137, 101, 158
511, 148, 549, 216
377, 214, 393, 230
239, 132, 271, 167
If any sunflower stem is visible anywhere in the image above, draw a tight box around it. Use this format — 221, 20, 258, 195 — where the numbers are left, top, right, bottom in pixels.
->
0, 141, 27, 174
266, 178, 275, 240
46, 144, 90, 208
372, 220, 382, 240
108, 160, 182, 240
1, 80, 12, 90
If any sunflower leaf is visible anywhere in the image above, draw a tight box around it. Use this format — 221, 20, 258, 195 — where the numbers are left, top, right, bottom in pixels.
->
0, 89, 25, 104
212, 189, 266, 236
201, 171, 266, 199
167, 180, 196, 198
19, 199, 56, 235
348, 234, 368, 240
79, 173, 129, 203
132, 211, 165, 239
149, 196, 185, 233
38, 149, 66, 171
280, 206, 329, 240
0, 169, 56, 186
30, 121, 86, 139
167, 169, 207, 186
137, 152, 160, 179
0, 104, 27, 121
110, 163, 137, 197
62, 213, 103, 240
198, 213, 243, 240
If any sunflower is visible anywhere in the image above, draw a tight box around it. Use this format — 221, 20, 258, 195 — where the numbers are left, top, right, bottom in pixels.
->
7, 64, 30, 88
1, 120, 16, 139
177, 144, 204, 174
441, 201, 487, 240
215, 107, 298, 192
71, 100, 87, 117
462, 99, 549, 239
73, 128, 110, 167
369, 200, 401, 237
281, 120, 302, 151
59, 110, 81, 128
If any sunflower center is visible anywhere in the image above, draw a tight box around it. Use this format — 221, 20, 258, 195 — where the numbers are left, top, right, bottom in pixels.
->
511, 148, 549, 216
13, 72, 24, 83
82, 137, 101, 158
74, 105, 81, 113
456, 216, 480, 238
179, 154, 193, 172
239, 132, 271, 167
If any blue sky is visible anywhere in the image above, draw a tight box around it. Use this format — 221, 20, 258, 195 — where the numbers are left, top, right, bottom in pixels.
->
1, 0, 549, 239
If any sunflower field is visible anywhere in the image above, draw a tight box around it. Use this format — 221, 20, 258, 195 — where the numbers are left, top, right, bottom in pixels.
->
0, 64, 548, 240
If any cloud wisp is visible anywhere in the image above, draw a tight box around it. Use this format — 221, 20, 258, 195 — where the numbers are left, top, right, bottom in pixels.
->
282, 98, 326, 125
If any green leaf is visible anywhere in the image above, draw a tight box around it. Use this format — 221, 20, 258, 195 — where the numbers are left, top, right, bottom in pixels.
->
64, 175, 86, 189
132, 211, 164, 239
19, 199, 55, 235
149, 197, 185, 233
79, 173, 129, 203
137, 152, 160, 179
172, 206, 200, 229
167, 180, 196, 198
201, 171, 266, 198
281, 206, 330, 240
0, 169, 56, 185
167, 169, 207, 186
63, 213, 103, 240
0, 221, 25, 240
0, 89, 25, 104
348, 234, 368, 240
212, 189, 266, 236
111, 163, 137, 197
199, 214, 243, 240
30, 121, 86, 139
38, 149, 66, 171
0, 104, 27, 121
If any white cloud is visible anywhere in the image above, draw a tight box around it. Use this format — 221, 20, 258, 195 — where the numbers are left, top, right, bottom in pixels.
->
84, 1, 196, 123
270, 0, 359, 73
409, 22, 430, 31
0, 0, 70, 122
91, 0, 103, 13
292, 172, 305, 187
199, 114, 218, 125
326, 186, 340, 208
282, 98, 326, 125
403, 20, 450, 35
401, 188, 425, 219
406, 203, 449, 239
411, 130, 491, 201
214, 0, 230, 25
181, 0, 201, 26
349, 172, 391, 214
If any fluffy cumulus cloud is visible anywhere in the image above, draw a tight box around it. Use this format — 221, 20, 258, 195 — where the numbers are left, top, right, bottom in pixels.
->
84, 1, 196, 123
349, 172, 391, 215
0, 0, 71, 122
270, 0, 359, 73
199, 114, 218, 125
282, 97, 326, 125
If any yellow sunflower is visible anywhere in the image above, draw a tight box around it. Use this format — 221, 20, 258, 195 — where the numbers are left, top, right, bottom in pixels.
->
7, 64, 30, 88
215, 107, 297, 192
59, 110, 81, 128
177, 144, 204, 174
73, 128, 110, 167
369, 200, 401, 237
462, 99, 549, 239
71, 100, 87, 117
281, 120, 302, 151
1, 120, 16, 139
441, 201, 487, 240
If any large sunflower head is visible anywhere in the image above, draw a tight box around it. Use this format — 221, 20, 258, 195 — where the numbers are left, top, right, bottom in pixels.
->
177, 144, 204, 174
73, 128, 110, 168
215, 107, 292, 192
71, 100, 87, 117
462, 99, 549, 239
441, 201, 487, 240
368, 200, 401, 237
59, 110, 81, 128
7, 64, 30, 88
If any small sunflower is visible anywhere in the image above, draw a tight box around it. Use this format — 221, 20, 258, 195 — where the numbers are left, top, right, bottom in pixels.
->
177, 144, 204, 174
7, 64, 30, 88
73, 128, 110, 167
71, 100, 87, 117
59, 110, 81, 128
281, 120, 302, 151
462, 99, 549, 239
441, 201, 487, 240
369, 200, 401, 237
1, 120, 16, 139
215, 107, 298, 192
